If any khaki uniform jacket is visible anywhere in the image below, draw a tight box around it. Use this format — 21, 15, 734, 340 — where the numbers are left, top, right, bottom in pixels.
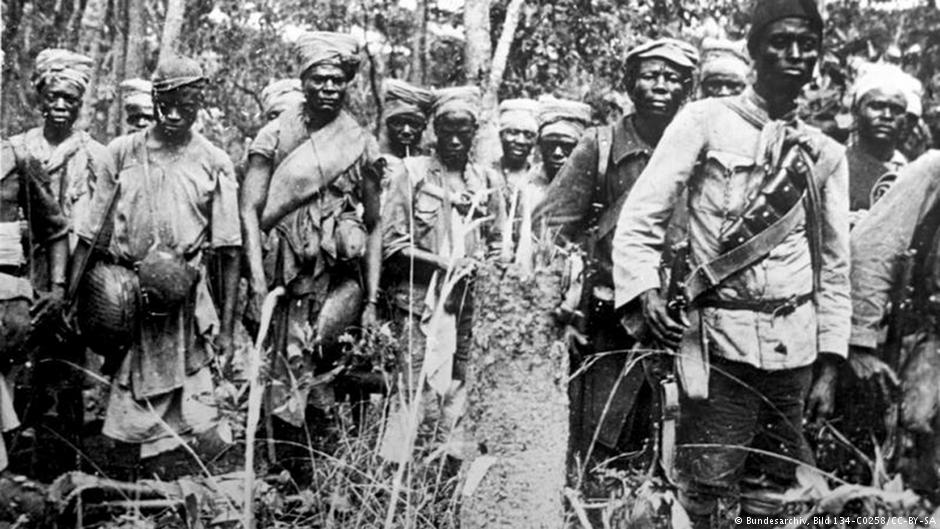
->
613, 88, 851, 370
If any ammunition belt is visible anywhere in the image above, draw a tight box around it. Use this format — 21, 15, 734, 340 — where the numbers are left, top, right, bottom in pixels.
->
700, 292, 813, 317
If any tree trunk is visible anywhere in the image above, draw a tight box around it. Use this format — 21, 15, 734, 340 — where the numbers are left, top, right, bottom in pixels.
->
76, 0, 109, 133
461, 259, 569, 529
107, 0, 128, 138
474, 0, 525, 166
463, 0, 492, 85
125, 0, 147, 77
158, 0, 187, 65
409, 0, 429, 85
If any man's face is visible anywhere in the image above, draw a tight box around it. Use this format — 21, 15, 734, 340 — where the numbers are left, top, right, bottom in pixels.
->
701, 74, 746, 98
435, 114, 476, 167
499, 127, 537, 164
753, 17, 820, 93
630, 58, 690, 120
386, 115, 427, 153
856, 89, 907, 146
154, 87, 201, 140
126, 106, 155, 131
40, 79, 83, 131
301, 64, 348, 117
538, 132, 578, 180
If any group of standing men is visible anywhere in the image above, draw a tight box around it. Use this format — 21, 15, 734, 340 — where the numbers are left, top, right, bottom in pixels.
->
2, 0, 940, 526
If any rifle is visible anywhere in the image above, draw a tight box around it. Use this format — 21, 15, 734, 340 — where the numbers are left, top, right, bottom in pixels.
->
651, 240, 691, 483
883, 249, 917, 371
882, 249, 917, 465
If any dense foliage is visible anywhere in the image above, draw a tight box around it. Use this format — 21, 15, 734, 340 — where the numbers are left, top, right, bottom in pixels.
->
5, 0, 940, 149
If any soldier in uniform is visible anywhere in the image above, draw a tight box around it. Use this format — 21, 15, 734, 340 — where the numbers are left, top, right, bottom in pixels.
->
72, 55, 242, 463
0, 142, 69, 474
6, 48, 113, 480
381, 86, 506, 388
259, 78, 305, 124
506, 97, 592, 262
240, 32, 383, 468
845, 64, 912, 217
380, 79, 433, 159
497, 98, 540, 192
120, 78, 156, 133
698, 38, 749, 99
532, 38, 699, 465
612, 0, 850, 525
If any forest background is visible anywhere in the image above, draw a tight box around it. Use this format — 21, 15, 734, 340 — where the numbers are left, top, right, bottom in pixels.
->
4, 1, 940, 527
4, 0, 940, 160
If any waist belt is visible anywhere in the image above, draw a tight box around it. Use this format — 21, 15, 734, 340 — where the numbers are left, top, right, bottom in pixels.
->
700, 292, 813, 317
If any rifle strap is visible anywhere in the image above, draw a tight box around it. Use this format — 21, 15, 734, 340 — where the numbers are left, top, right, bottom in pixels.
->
66, 174, 121, 306
592, 125, 637, 244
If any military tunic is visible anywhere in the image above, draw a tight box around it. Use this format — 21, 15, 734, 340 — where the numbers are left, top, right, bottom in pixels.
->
613, 87, 850, 497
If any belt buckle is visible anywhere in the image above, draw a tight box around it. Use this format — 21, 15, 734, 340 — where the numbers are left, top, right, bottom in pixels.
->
771, 295, 799, 318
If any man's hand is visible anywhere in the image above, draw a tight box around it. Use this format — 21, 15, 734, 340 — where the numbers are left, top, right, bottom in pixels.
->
563, 324, 588, 357
805, 353, 840, 423
214, 332, 234, 366
30, 283, 65, 328
361, 301, 378, 329
640, 288, 687, 349
848, 345, 899, 400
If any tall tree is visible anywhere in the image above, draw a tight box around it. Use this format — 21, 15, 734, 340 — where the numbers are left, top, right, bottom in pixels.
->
125, 0, 147, 77
409, 0, 430, 84
76, 0, 108, 132
463, 0, 492, 85
107, 0, 128, 137
463, 0, 527, 164
159, 0, 187, 64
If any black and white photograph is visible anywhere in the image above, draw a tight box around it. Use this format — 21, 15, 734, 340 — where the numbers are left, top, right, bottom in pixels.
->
2, 0, 940, 527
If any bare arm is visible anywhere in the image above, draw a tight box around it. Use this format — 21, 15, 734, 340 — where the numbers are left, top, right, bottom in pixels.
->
240, 154, 275, 307
216, 246, 240, 356
361, 162, 383, 325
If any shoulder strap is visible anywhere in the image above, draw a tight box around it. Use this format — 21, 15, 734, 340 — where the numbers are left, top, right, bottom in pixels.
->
686, 148, 820, 303
591, 124, 620, 241
718, 96, 768, 130
595, 185, 633, 241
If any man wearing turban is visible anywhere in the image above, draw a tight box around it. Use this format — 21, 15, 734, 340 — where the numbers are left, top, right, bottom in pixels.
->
846, 63, 911, 216
614, 0, 849, 524
698, 37, 749, 98
496, 98, 540, 191
260, 78, 305, 123
381, 85, 506, 393
240, 32, 383, 465
381, 78, 433, 158
120, 78, 155, 132
504, 96, 592, 265
532, 37, 698, 467
72, 54, 242, 463
4, 48, 112, 479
